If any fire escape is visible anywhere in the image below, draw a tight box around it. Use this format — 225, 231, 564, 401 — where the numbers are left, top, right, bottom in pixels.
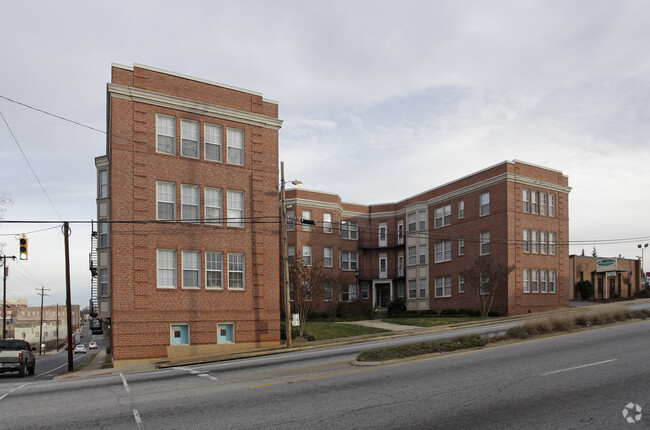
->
88, 222, 101, 333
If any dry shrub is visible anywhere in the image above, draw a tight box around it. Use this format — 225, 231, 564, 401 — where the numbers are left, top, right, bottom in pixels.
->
549, 315, 573, 331
520, 318, 552, 335
573, 312, 590, 327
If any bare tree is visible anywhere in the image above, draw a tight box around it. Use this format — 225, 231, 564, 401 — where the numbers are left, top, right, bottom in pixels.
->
460, 256, 515, 316
0, 194, 13, 254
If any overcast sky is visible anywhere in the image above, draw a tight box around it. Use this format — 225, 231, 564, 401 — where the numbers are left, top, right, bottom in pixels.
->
1, 0, 649, 308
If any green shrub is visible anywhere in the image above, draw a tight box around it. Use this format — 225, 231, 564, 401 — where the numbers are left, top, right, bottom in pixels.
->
576, 280, 594, 300
487, 310, 501, 317
387, 298, 407, 315
356, 334, 486, 362
505, 326, 528, 339
441, 309, 459, 316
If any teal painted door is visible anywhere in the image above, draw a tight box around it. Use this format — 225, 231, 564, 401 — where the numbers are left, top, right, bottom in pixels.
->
217, 323, 234, 343
171, 324, 189, 345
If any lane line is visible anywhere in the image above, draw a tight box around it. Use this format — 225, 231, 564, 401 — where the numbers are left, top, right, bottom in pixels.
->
0, 383, 30, 401
120, 373, 131, 394
133, 409, 144, 429
541, 359, 617, 376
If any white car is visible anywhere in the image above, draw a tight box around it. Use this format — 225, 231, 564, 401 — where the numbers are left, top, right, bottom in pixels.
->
88, 341, 97, 349
74, 344, 87, 354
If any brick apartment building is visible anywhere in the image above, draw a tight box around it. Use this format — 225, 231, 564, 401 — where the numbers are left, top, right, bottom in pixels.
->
285, 160, 571, 317
95, 64, 283, 364
569, 255, 642, 300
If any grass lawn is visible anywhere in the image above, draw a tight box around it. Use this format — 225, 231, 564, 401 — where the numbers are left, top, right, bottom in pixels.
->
302, 321, 389, 340
385, 316, 485, 327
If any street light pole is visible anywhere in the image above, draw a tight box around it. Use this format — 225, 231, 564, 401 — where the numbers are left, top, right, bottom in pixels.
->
638, 243, 648, 284
280, 162, 291, 347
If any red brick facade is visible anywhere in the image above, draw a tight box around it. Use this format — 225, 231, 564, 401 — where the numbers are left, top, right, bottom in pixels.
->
97, 64, 282, 364
569, 255, 642, 299
285, 161, 571, 317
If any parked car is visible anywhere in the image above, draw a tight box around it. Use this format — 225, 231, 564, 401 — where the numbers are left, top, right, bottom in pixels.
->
88, 341, 97, 349
0, 339, 36, 377
74, 344, 87, 354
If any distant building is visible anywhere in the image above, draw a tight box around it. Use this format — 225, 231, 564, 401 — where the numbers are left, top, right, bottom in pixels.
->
569, 255, 642, 299
95, 64, 283, 364
285, 160, 571, 316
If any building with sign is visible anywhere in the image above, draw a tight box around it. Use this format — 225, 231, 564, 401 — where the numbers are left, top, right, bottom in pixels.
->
569, 255, 641, 299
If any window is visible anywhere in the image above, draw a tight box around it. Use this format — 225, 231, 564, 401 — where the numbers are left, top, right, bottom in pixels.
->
523, 229, 531, 253
341, 221, 358, 239
418, 210, 427, 230
458, 275, 465, 293
435, 241, 451, 263
398, 253, 404, 277
205, 187, 222, 225
435, 205, 451, 228
341, 252, 358, 271
227, 190, 244, 227
324, 247, 333, 267
157, 249, 177, 288
302, 281, 312, 301
286, 210, 294, 231
398, 282, 405, 298
205, 124, 222, 162
419, 279, 427, 298
532, 269, 539, 293
408, 246, 416, 266
324, 283, 333, 301
480, 274, 490, 295
523, 189, 530, 213
99, 222, 108, 247
480, 232, 490, 255
206, 252, 223, 289
408, 280, 417, 299
227, 128, 244, 165
99, 170, 108, 198
419, 245, 427, 264
549, 270, 556, 293
398, 222, 404, 244
341, 284, 357, 301
182, 250, 200, 289
323, 213, 332, 233
379, 223, 387, 247
302, 245, 312, 266
458, 200, 465, 219
379, 255, 387, 278
100, 269, 108, 297
549, 194, 556, 217
540, 231, 548, 255
523, 269, 530, 293
407, 213, 416, 233
540, 192, 547, 216
302, 210, 312, 231
181, 120, 199, 158
435, 276, 452, 297
157, 182, 176, 220
362, 284, 369, 299
549, 232, 557, 255
458, 237, 465, 256
157, 115, 175, 154
228, 253, 245, 290
531, 191, 539, 214
540, 270, 547, 293
181, 185, 199, 222
287, 245, 295, 266
479, 192, 490, 216
532, 230, 539, 254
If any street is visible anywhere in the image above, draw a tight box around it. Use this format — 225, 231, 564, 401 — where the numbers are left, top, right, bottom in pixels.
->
0, 319, 647, 429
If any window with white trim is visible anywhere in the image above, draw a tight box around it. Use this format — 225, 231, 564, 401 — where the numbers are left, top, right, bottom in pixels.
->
302, 245, 312, 266
419, 245, 427, 264
549, 232, 557, 255
324, 247, 332, 267
398, 253, 404, 277
156, 115, 175, 154
458, 274, 465, 293
418, 210, 427, 230
341, 252, 357, 271
480, 274, 490, 295
302, 281, 312, 301
157, 182, 176, 220
532, 269, 539, 293
549, 194, 556, 217
181, 120, 199, 158
379, 254, 387, 278
435, 205, 451, 228
523, 189, 530, 213
182, 250, 200, 289
324, 283, 333, 301
181, 185, 199, 222
540, 231, 548, 255
157, 249, 177, 288
228, 253, 245, 290
379, 223, 387, 247
100, 269, 108, 297
206, 252, 223, 289
540, 270, 548, 293
227, 190, 244, 227
458, 200, 465, 219
341, 220, 358, 239
540, 192, 547, 216
99, 170, 108, 198
205, 124, 222, 162
408, 246, 416, 266
532, 230, 539, 254
288, 245, 295, 266
419, 279, 427, 298
480, 232, 490, 255
205, 187, 222, 225
302, 210, 312, 231
458, 237, 465, 256
398, 282, 405, 298
286, 210, 295, 231
479, 192, 490, 216
99, 222, 108, 247
531, 191, 539, 214
435, 241, 452, 263
398, 221, 404, 244
549, 270, 556, 293
435, 276, 452, 297
341, 284, 357, 301
227, 128, 244, 165
407, 213, 416, 233
523, 229, 531, 253
323, 213, 332, 233
408, 279, 416, 299
362, 284, 369, 299
523, 269, 530, 293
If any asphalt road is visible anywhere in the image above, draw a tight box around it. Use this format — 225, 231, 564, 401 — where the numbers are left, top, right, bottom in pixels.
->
0, 319, 647, 429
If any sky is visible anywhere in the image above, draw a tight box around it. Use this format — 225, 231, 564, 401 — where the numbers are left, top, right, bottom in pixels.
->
1, 0, 649, 309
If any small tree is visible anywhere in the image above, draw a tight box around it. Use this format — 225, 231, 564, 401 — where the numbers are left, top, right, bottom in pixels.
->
0, 194, 12, 254
591, 247, 598, 257
576, 280, 594, 300
460, 256, 515, 317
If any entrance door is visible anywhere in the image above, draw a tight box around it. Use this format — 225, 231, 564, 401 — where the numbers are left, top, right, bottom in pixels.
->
170, 324, 189, 345
609, 277, 616, 298
375, 283, 390, 308
597, 277, 604, 298
217, 323, 234, 343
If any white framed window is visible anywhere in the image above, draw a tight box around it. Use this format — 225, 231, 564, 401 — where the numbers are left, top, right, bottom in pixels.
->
523, 269, 530, 293
532, 269, 539, 293
157, 182, 176, 220
458, 237, 465, 256
286, 210, 295, 231
324, 247, 333, 267
480, 232, 490, 255
419, 245, 427, 264
408, 279, 417, 299
341, 252, 358, 271
99, 222, 108, 247
181, 120, 199, 158
532, 230, 539, 254
408, 246, 416, 266
549, 232, 557, 255
205, 187, 222, 225
549, 270, 556, 293
181, 185, 199, 222
379, 223, 387, 247
479, 192, 490, 216
100, 268, 108, 297
341, 220, 358, 240
182, 250, 200, 289
549, 194, 556, 217
435, 241, 452, 263
156, 115, 175, 154
523, 189, 530, 213
204, 124, 222, 162
418, 210, 427, 230
480, 274, 490, 295
302, 245, 312, 266
323, 213, 332, 233
531, 191, 539, 214
341, 284, 358, 302
302, 210, 312, 232
206, 252, 223, 289
458, 274, 465, 293
227, 190, 244, 227
407, 213, 416, 233
435, 205, 451, 228
288, 245, 295, 265
398, 281, 405, 298
379, 254, 387, 278
362, 284, 369, 299
302, 281, 312, 301
99, 170, 108, 198
458, 200, 465, 219
540, 192, 547, 216
227, 128, 244, 165
157, 249, 177, 289
435, 276, 452, 298
540, 270, 548, 293
398, 253, 404, 277
419, 279, 427, 298
540, 231, 548, 255
324, 283, 333, 301
398, 221, 404, 244
523, 229, 531, 253
228, 253, 245, 290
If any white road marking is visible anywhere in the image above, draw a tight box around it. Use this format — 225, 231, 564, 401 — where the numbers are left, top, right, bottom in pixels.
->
120, 373, 131, 394
541, 359, 617, 376
174, 366, 218, 380
133, 409, 144, 429
0, 383, 30, 401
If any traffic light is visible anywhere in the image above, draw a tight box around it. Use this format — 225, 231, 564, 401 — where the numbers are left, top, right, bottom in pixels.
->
19, 235, 28, 260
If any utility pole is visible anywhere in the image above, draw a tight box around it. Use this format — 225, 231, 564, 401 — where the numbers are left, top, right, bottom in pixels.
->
36, 287, 50, 355
2, 255, 17, 339
64, 222, 74, 372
